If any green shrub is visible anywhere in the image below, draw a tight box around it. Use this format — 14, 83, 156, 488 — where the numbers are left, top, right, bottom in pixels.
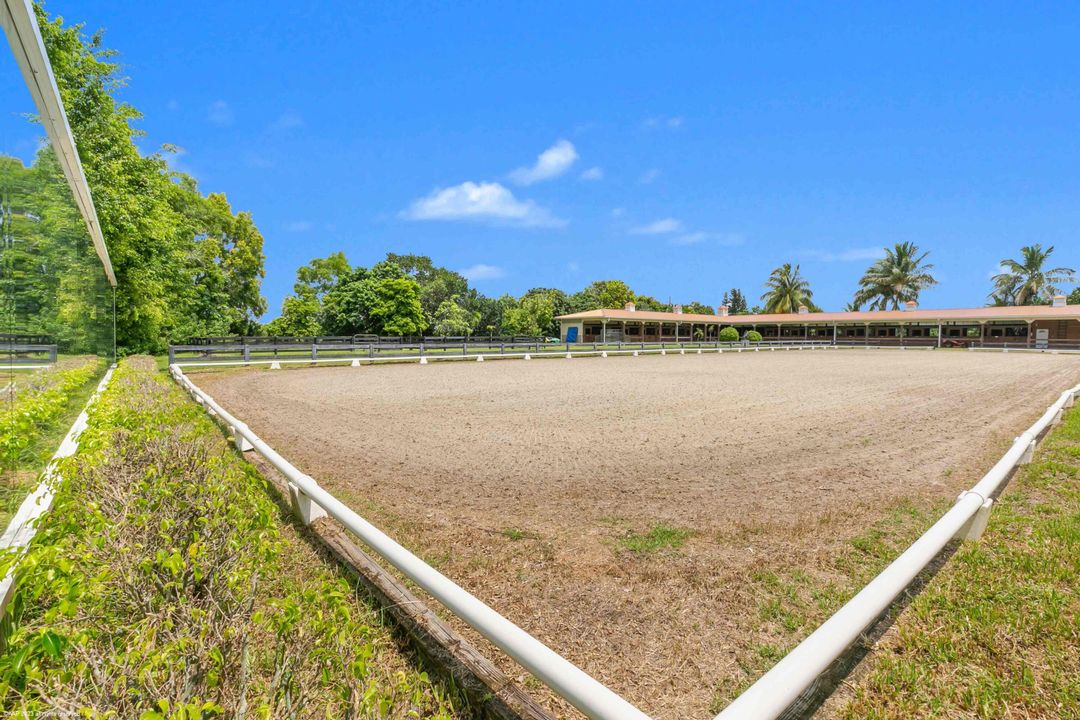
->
718, 326, 739, 342
0, 358, 462, 718
745, 330, 763, 342
0, 357, 103, 468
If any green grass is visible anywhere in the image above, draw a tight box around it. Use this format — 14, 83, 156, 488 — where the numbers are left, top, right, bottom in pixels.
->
709, 499, 946, 712
0, 357, 466, 718
1, 357, 106, 528
618, 523, 693, 553
501, 527, 536, 541
840, 402, 1080, 719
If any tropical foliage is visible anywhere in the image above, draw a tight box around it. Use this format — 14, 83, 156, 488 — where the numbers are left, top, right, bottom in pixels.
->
853, 242, 937, 310
761, 263, 817, 313
26, 7, 267, 353
989, 244, 1075, 306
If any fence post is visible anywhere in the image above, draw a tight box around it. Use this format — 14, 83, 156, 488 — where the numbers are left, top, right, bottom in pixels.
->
311, 343, 318, 361
168, 346, 175, 364
463, 342, 468, 356
243, 345, 250, 363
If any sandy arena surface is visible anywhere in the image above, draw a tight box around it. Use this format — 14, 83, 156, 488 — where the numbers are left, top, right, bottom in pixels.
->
195, 350, 1079, 719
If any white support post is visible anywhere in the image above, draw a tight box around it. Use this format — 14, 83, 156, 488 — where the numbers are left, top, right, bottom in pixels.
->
600, 351, 606, 358
477, 354, 484, 362
230, 426, 254, 452
565, 351, 573, 359
288, 481, 328, 525
955, 496, 994, 541
419, 356, 428, 364
524, 353, 532, 360
270, 361, 281, 370
1066, 392, 1076, 409
1018, 438, 1036, 465
351, 358, 361, 367
632, 350, 639, 357
1051, 409, 1063, 427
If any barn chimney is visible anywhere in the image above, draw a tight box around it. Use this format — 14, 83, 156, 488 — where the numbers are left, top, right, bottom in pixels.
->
798, 305, 809, 315
1052, 295, 1066, 307
718, 305, 729, 316
624, 301, 636, 312
673, 304, 683, 314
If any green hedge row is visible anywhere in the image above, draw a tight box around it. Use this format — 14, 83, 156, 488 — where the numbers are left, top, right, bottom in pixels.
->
0, 358, 464, 719
0, 357, 103, 468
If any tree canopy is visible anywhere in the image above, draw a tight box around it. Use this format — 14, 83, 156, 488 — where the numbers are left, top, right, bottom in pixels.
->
989, 244, 1075, 306
32, 6, 267, 352
853, 242, 937, 310
761, 263, 817, 313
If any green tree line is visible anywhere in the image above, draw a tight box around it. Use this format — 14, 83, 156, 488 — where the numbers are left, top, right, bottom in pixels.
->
266, 253, 743, 338
24, 5, 268, 354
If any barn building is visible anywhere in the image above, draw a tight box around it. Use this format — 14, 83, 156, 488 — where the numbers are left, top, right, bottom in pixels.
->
555, 295, 1080, 348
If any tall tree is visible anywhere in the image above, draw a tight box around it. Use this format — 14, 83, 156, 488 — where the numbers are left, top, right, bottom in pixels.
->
568, 280, 634, 311
682, 301, 714, 315
35, 7, 267, 351
385, 253, 470, 327
761, 263, 817, 313
502, 293, 556, 337
990, 244, 1075, 306
853, 242, 937, 310
728, 289, 750, 314
430, 295, 479, 335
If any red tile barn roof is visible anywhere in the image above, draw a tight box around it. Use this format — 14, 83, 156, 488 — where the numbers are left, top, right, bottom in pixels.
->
555, 304, 1080, 324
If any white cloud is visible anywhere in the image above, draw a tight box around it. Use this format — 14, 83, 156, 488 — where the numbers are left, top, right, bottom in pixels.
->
509, 139, 578, 185
580, 166, 603, 181
567, 260, 581, 273
644, 115, 684, 129
286, 221, 313, 232
269, 111, 304, 131
207, 100, 233, 126
459, 263, 506, 281
639, 168, 661, 184
402, 181, 565, 227
631, 217, 683, 235
670, 231, 745, 247
807, 247, 886, 262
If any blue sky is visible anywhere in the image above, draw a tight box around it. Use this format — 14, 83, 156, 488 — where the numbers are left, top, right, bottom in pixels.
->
4, 2, 1080, 316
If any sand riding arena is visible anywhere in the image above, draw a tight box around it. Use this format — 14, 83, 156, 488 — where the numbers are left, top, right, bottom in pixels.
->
190, 349, 1079, 719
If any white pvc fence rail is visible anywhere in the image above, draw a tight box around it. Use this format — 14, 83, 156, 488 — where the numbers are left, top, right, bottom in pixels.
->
714, 379, 1080, 720
0, 367, 115, 618
171, 341, 928, 371
170, 364, 651, 720
171, 354, 1080, 720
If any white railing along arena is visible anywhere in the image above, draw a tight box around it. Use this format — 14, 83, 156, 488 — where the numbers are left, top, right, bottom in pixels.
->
170, 364, 651, 720
170, 354, 1080, 720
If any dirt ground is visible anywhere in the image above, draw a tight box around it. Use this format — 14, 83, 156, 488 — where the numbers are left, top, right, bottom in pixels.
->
194, 350, 1079, 719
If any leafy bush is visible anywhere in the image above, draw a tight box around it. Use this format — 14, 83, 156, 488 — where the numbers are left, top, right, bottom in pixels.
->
718, 326, 739, 342
744, 330, 763, 342
0, 357, 103, 468
0, 358, 462, 718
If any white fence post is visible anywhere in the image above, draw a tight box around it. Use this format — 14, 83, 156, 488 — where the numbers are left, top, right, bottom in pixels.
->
288, 481, 328, 525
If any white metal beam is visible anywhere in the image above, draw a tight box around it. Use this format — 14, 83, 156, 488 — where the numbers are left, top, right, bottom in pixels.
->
1, 0, 116, 286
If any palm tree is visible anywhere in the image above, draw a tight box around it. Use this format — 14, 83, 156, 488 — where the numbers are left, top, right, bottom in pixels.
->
853, 242, 937, 310
990, 244, 1075, 306
761, 263, 817, 314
